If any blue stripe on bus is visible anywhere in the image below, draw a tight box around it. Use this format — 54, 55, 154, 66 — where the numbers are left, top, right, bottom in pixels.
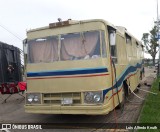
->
27, 67, 108, 77
103, 62, 143, 96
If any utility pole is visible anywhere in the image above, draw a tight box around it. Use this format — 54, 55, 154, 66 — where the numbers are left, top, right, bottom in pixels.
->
156, 0, 160, 76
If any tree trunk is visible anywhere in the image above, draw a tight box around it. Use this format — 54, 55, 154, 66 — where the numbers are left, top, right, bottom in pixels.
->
152, 56, 155, 65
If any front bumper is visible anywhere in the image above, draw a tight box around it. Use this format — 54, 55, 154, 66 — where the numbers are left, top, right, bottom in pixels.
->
24, 103, 111, 115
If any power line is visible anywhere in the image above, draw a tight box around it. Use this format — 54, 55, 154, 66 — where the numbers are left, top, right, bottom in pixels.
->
0, 23, 23, 41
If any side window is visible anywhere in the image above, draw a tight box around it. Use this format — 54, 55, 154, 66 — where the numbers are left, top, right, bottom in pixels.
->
136, 41, 139, 48
108, 28, 117, 63
141, 45, 144, 57
125, 33, 132, 57
126, 34, 131, 44
101, 31, 107, 57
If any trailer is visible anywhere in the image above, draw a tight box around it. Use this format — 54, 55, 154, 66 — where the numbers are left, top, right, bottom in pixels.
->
0, 41, 22, 83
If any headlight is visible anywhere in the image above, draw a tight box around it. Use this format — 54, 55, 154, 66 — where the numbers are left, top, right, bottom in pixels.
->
33, 96, 39, 102
27, 95, 34, 102
26, 93, 41, 104
84, 91, 103, 104
85, 92, 93, 102
93, 94, 101, 102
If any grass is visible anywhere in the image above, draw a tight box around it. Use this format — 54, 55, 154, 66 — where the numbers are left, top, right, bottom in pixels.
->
137, 77, 160, 132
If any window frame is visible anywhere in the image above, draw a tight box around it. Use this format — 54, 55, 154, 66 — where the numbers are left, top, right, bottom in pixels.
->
27, 30, 106, 63
107, 26, 117, 63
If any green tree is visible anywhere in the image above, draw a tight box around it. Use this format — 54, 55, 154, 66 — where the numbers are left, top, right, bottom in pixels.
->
142, 25, 159, 65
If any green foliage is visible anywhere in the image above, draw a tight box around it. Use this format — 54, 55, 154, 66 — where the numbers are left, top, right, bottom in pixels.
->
142, 26, 159, 65
138, 78, 160, 132
139, 78, 160, 123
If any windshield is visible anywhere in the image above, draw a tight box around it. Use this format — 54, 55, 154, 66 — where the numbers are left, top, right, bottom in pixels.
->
61, 31, 100, 61
28, 30, 105, 63
28, 36, 58, 63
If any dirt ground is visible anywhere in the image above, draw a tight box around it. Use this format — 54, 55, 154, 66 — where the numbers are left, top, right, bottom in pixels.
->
0, 67, 157, 132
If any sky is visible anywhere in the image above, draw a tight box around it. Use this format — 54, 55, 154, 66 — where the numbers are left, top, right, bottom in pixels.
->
0, 0, 158, 58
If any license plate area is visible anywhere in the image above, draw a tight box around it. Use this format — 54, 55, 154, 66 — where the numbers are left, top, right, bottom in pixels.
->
61, 98, 73, 105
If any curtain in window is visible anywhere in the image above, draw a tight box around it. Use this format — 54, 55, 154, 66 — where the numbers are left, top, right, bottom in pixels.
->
61, 31, 100, 60
28, 38, 58, 63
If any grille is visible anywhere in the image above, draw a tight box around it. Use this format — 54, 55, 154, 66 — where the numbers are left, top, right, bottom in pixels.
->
43, 92, 81, 105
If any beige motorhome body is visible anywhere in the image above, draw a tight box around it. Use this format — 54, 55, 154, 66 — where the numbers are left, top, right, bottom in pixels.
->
24, 19, 144, 115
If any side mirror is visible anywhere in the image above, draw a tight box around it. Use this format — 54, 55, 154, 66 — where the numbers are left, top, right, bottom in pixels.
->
109, 31, 116, 46
23, 39, 28, 54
